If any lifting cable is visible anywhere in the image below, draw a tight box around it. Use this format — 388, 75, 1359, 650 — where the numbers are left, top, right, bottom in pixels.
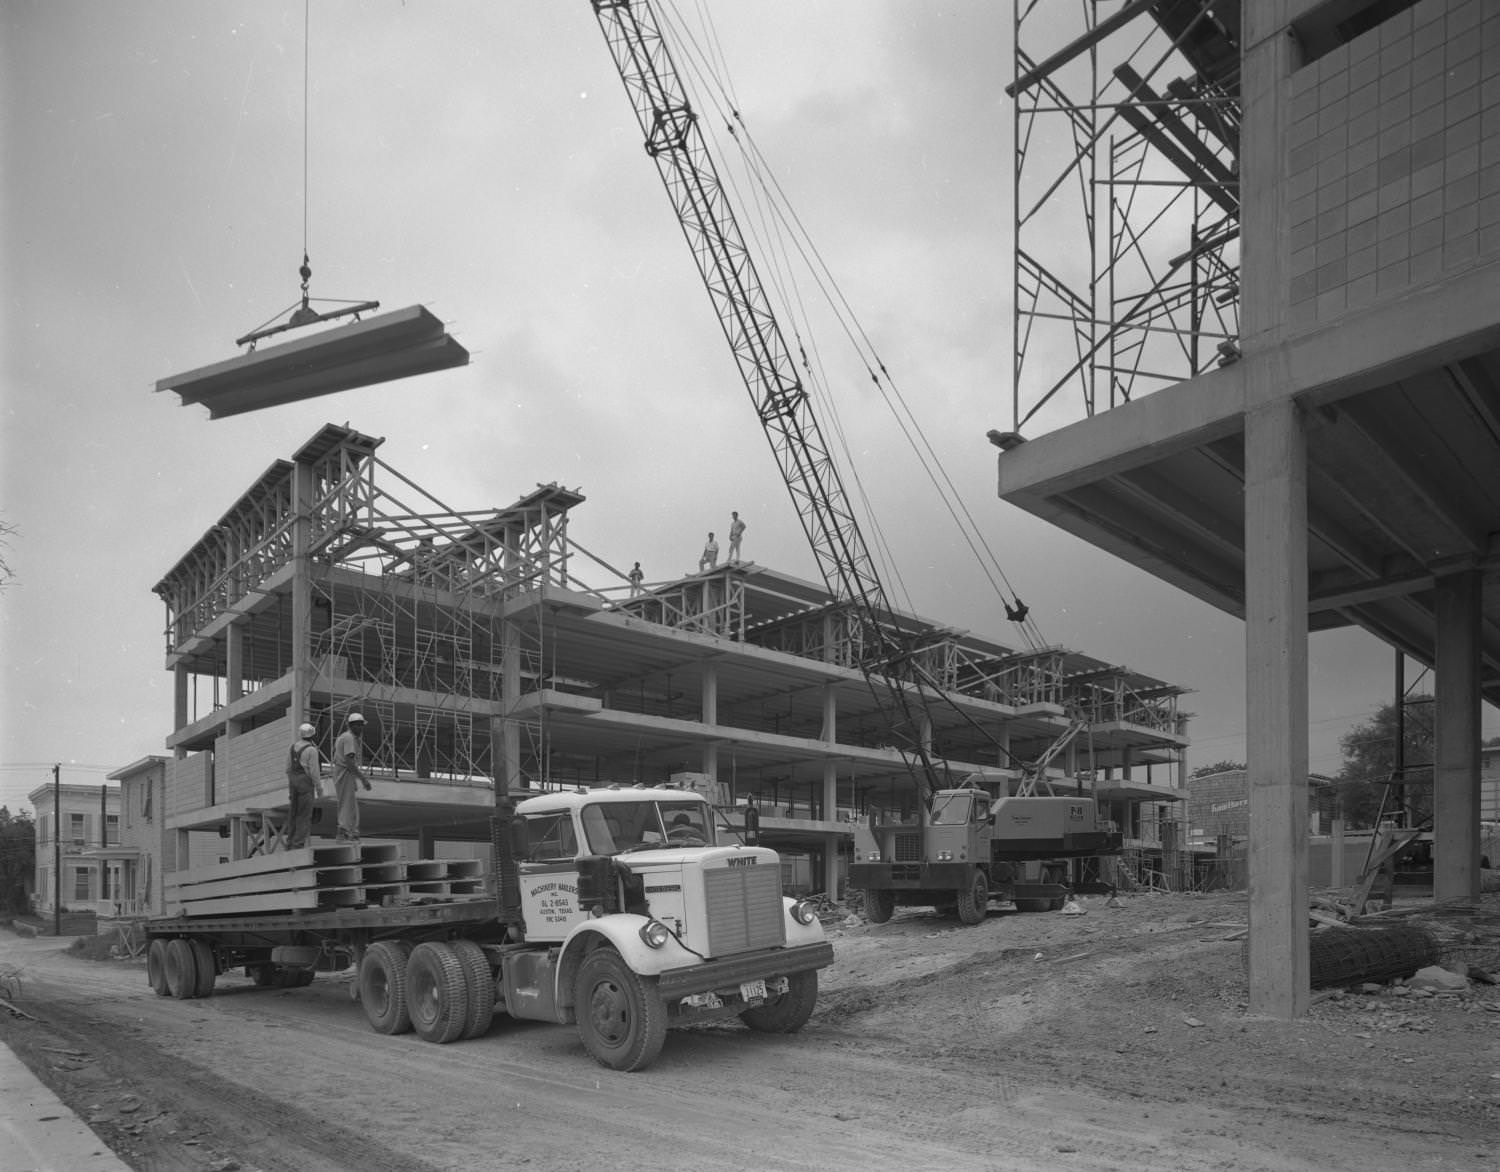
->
656, 3, 1044, 651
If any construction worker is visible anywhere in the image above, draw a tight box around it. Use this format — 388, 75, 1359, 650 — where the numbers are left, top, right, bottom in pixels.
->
699, 532, 719, 572
628, 561, 644, 596
286, 722, 322, 850
728, 511, 746, 562
333, 712, 373, 843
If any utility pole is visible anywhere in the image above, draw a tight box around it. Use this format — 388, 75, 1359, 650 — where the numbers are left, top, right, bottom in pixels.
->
52, 763, 61, 936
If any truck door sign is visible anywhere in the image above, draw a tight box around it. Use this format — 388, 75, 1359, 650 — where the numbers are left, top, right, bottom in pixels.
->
526, 879, 578, 926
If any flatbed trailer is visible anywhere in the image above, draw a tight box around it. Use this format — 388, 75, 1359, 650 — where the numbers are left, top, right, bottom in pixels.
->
143, 785, 832, 1071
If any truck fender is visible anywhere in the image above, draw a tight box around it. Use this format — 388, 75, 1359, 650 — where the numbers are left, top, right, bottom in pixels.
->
782, 896, 828, 948
554, 917, 693, 1019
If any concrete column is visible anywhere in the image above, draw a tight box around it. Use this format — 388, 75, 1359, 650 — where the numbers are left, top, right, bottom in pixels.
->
701, 663, 719, 780
173, 663, 189, 743
1433, 570, 1481, 901
497, 620, 523, 793
821, 683, 836, 742
225, 619, 244, 737
823, 760, 839, 895
290, 460, 314, 730
1244, 397, 1310, 1019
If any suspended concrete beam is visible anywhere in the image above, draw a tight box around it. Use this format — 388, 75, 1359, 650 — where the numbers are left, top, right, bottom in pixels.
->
156, 304, 468, 419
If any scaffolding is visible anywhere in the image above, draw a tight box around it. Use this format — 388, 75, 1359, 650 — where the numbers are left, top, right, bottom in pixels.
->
1009, 0, 1243, 435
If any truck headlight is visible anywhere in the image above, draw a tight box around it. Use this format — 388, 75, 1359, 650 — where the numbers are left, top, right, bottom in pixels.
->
638, 919, 671, 949
790, 899, 817, 925
936, 849, 953, 861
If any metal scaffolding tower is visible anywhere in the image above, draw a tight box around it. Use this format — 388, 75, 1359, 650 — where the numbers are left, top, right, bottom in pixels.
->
1009, 0, 1243, 435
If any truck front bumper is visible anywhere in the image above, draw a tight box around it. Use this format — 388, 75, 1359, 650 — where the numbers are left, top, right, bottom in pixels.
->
655, 941, 834, 1000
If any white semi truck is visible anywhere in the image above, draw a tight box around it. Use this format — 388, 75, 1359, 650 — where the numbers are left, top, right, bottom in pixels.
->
142, 784, 832, 1071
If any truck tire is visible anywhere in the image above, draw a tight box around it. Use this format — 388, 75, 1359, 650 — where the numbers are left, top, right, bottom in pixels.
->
164, 938, 197, 999
360, 940, 414, 1035
147, 939, 171, 997
955, 871, 989, 925
739, 969, 817, 1034
573, 947, 666, 1072
448, 939, 496, 1040
189, 939, 217, 998
863, 888, 895, 924
407, 942, 468, 1044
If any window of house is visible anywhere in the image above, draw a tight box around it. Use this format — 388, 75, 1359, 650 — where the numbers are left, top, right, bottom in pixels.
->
106, 814, 120, 846
69, 812, 86, 844
73, 867, 91, 902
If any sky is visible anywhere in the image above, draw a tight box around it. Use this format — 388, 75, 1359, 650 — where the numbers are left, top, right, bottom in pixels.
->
2, 1, 1491, 814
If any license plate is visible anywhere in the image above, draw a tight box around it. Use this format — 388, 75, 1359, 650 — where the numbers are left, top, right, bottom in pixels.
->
739, 979, 767, 1002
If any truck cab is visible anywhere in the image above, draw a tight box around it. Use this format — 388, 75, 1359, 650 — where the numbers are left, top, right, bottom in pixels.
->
503, 784, 833, 1069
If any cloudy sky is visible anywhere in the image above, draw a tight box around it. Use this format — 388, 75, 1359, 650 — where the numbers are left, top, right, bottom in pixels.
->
2, 1, 1488, 813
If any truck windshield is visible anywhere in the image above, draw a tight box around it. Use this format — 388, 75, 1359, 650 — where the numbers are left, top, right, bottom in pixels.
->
580, 799, 715, 854
929, 792, 974, 826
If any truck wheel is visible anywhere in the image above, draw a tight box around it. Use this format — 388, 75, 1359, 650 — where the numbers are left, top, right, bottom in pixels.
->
189, 939, 217, 998
448, 939, 496, 1040
250, 964, 277, 987
955, 871, 989, 925
573, 947, 666, 1072
863, 888, 895, 924
740, 970, 817, 1034
407, 942, 468, 1044
360, 941, 414, 1035
164, 938, 197, 999
147, 939, 171, 997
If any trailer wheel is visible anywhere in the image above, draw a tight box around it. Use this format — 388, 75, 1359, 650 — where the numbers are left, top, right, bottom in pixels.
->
147, 939, 171, 997
955, 871, 989, 925
164, 938, 198, 999
250, 964, 277, 987
863, 888, 894, 924
573, 947, 666, 1072
407, 942, 468, 1044
448, 939, 496, 1040
189, 939, 217, 998
740, 969, 818, 1034
360, 941, 414, 1035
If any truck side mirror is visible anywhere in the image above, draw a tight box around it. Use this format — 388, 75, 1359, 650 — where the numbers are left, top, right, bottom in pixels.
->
743, 804, 760, 846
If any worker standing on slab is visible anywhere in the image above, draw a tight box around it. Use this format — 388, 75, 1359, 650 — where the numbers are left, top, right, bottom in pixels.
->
628, 561, 644, 596
699, 532, 719, 572
286, 722, 322, 850
333, 713, 373, 843
728, 511, 746, 562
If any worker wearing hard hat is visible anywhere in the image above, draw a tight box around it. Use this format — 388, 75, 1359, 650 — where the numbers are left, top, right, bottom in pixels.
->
333, 712, 374, 843
286, 722, 322, 850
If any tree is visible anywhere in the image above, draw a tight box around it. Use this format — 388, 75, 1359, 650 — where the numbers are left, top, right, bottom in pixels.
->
1190, 760, 1245, 778
0, 806, 36, 913
1334, 697, 1434, 830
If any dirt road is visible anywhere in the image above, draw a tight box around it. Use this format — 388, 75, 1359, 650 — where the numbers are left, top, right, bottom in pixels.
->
2, 891, 1497, 1171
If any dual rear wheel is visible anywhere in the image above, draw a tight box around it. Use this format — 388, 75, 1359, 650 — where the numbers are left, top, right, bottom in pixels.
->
358, 939, 495, 1043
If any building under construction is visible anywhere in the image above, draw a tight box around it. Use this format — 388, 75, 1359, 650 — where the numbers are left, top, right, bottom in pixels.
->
148, 423, 1190, 902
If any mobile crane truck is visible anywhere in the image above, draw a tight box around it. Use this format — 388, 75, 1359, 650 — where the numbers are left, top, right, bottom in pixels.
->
850, 781, 1122, 925
142, 783, 831, 1072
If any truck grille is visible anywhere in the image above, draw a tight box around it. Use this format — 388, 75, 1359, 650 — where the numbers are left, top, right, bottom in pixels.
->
702, 866, 786, 957
894, 833, 922, 862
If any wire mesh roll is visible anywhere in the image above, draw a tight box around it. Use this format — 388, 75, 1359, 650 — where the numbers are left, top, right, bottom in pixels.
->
1243, 925, 1442, 988
1307, 925, 1442, 988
